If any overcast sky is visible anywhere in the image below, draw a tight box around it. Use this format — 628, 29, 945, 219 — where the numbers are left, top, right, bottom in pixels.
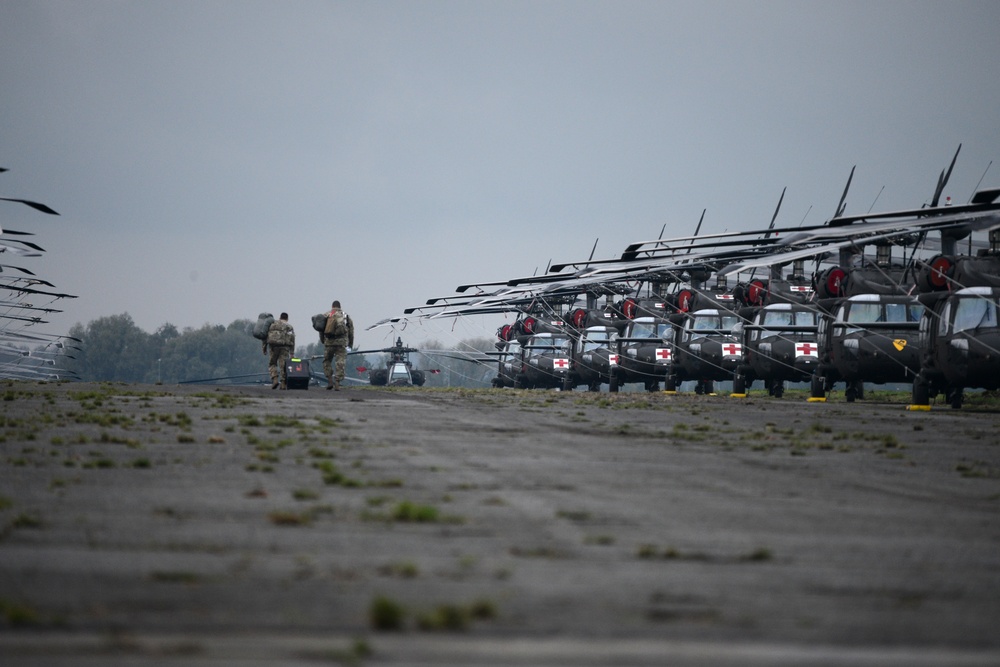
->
2, 0, 998, 352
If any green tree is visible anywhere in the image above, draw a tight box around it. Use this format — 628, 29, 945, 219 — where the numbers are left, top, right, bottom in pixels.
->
159, 320, 262, 383
66, 314, 155, 382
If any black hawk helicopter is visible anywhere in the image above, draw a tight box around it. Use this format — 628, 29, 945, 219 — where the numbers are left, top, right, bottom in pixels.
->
911, 223, 1000, 409
609, 293, 677, 392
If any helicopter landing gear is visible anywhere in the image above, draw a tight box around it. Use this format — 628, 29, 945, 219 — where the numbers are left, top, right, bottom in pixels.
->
845, 380, 864, 403
769, 381, 784, 398
911, 376, 930, 408
664, 374, 678, 393
608, 369, 620, 393
809, 374, 826, 401
948, 387, 964, 409
561, 377, 574, 392
732, 374, 747, 396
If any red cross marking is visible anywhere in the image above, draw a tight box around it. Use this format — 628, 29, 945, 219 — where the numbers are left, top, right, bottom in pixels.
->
722, 343, 742, 356
796, 343, 817, 355
656, 348, 671, 360
553, 358, 570, 369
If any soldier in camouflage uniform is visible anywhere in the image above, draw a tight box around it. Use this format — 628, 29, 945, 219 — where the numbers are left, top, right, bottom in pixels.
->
321, 300, 354, 391
263, 312, 295, 389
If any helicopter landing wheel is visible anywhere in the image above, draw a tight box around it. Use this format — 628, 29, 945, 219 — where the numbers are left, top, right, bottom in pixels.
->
948, 387, 964, 409
810, 375, 825, 400
845, 380, 863, 402
772, 382, 784, 399
911, 377, 930, 406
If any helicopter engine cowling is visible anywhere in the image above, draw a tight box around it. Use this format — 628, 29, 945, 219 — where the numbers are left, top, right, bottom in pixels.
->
747, 279, 768, 307
815, 267, 848, 299
917, 255, 955, 292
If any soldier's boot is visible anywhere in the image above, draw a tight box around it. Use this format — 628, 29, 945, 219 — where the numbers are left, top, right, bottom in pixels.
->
270, 372, 279, 389
280, 382, 287, 390
334, 378, 341, 391
325, 373, 334, 390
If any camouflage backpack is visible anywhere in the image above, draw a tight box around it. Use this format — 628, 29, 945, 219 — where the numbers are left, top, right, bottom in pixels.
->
267, 321, 294, 347
324, 311, 348, 338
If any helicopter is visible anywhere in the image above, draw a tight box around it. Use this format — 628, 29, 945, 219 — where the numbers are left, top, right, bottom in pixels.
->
351, 338, 436, 386
351, 337, 492, 387
608, 293, 677, 392
564, 308, 624, 391
910, 225, 1000, 409
0, 168, 80, 381
736, 302, 820, 398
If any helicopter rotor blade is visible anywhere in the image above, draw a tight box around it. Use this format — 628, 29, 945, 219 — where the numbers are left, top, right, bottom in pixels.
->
0, 197, 59, 216
931, 143, 961, 207
835, 165, 856, 218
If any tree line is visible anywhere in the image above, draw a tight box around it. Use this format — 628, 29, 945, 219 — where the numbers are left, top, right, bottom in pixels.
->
57, 313, 497, 387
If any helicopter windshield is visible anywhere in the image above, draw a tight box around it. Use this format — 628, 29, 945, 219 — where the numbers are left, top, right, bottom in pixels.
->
527, 336, 570, 353
846, 303, 881, 323
761, 310, 815, 327
952, 296, 999, 333
630, 322, 657, 338
691, 314, 739, 332
582, 330, 615, 352
389, 363, 410, 382
846, 302, 922, 324
756, 310, 815, 339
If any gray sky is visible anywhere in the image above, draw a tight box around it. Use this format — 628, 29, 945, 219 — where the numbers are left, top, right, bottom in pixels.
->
2, 0, 999, 351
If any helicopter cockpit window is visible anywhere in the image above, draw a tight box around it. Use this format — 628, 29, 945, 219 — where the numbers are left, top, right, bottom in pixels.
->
762, 311, 793, 327
631, 322, 657, 339
583, 330, 614, 352
795, 311, 817, 326
884, 302, 923, 323
692, 315, 719, 331
389, 363, 410, 382
759, 311, 796, 338
657, 323, 674, 340
938, 302, 951, 336
527, 336, 570, 353
953, 297, 999, 333
846, 303, 881, 324
503, 341, 521, 359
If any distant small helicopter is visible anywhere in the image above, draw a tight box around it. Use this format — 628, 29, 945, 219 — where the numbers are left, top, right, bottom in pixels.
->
351, 338, 435, 386
351, 337, 490, 387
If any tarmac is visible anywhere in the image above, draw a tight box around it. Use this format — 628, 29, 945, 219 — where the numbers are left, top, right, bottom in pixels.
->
1, 381, 999, 665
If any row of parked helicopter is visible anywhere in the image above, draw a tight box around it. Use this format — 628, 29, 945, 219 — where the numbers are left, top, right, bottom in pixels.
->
0, 167, 80, 380
380, 146, 1000, 409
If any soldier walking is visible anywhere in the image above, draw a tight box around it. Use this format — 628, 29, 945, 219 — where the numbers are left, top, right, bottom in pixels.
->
322, 300, 354, 390
263, 312, 295, 389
